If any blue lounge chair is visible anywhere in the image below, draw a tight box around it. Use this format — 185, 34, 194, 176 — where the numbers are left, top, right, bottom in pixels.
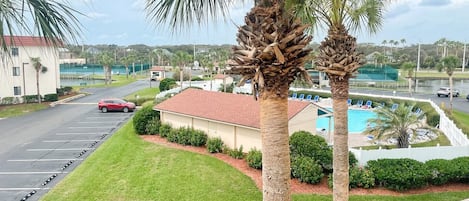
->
365, 100, 372, 109
313, 95, 320, 102
291, 93, 297, 99
414, 108, 422, 115
305, 95, 312, 101
298, 94, 305, 100
347, 99, 352, 106
356, 100, 363, 107
391, 103, 398, 112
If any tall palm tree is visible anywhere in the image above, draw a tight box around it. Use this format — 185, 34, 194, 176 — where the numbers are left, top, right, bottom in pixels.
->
30, 57, 44, 103
293, 0, 386, 200
97, 52, 114, 85
438, 55, 459, 112
400, 38, 406, 47
1, 0, 82, 54
364, 103, 427, 148
146, 0, 312, 200
381, 40, 387, 54
401, 61, 415, 96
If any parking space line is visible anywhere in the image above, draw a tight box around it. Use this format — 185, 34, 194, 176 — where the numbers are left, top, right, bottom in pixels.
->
0, 172, 67, 175
8, 159, 83, 162
56, 132, 105, 135
27, 148, 95, 151
43, 140, 100, 142
0, 188, 50, 191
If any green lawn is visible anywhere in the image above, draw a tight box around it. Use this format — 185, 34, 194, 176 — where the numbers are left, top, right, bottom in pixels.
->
124, 87, 160, 100
452, 110, 469, 137
72, 75, 142, 90
0, 103, 49, 118
42, 121, 469, 201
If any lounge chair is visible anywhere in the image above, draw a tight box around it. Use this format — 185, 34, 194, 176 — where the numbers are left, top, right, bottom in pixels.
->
298, 94, 305, 100
291, 93, 297, 99
391, 103, 398, 112
364, 100, 372, 109
305, 95, 312, 101
356, 100, 363, 107
414, 108, 422, 114
347, 99, 352, 106
313, 95, 320, 102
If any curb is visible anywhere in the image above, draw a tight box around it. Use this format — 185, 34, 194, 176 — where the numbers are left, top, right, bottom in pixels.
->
49, 94, 87, 107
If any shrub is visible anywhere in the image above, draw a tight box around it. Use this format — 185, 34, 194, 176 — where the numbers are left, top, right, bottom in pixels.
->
367, 158, 430, 191
176, 127, 192, 145
159, 124, 172, 138
23, 95, 39, 103
145, 117, 161, 135
191, 77, 204, 81
291, 156, 324, 184
133, 105, 159, 134
227, 146, 244, 159
44, 93, 58, 102
451, 156, 469, 183
289, 131, 332, 171
349, 166, 375, 189
206, 137, 224, 153
1, 97, 14, 105
167, 128, 179, 143
349, 151, 358, 167
246, 148, 262, 169
189, 129, 207, 147
159, 78, 177, 91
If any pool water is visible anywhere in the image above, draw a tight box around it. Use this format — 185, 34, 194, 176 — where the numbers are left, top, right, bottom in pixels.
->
316, 109, 376, 133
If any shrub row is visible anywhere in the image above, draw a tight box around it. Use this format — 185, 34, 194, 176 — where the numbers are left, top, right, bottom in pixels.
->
167, 127, 207, 146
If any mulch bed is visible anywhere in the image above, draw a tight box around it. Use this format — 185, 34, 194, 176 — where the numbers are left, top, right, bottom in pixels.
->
142, 135, 469, 195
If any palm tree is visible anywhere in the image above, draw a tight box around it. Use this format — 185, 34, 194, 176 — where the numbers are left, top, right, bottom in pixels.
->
401, 61, 416, 96
381, 40, 387, 54
146, 1, 312, 200
294, 1, 386, 200
438, 55, 459, 112
97, 52, 114, 85
1, 0, 82, 54
30, 57, 44, 103
400, 38, 406, 47
364, 103, 427, 148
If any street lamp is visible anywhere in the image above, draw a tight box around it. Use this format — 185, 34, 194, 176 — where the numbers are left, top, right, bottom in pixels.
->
22, 62, 29, 96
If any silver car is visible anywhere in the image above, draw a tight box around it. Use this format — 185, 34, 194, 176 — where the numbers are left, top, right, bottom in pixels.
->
437, 87, 460, 97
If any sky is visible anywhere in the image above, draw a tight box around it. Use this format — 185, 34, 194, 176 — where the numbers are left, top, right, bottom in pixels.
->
70, 0, 469, 46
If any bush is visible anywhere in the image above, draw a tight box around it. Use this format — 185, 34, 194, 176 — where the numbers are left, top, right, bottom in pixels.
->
133, 105, 159, 134
191, 77, 204, 81
451, 156, 469, 183
44, 93, 58, 102
189, 129, 207, 147
291, 156, 324, 184
167, 128, 179, 143
367, 158, 430, 191
246, 148, 262, 169
159, 124, 172, 138
145, 117, 161, 135
426, 159, 458, 185
227, 146, 244, 159
159, 78, 177, 91
207, 137, 224, 153
349, 151, 358, 167
289, 131, 332, 171
349, 166, 375, 189
23, 95, 39, 103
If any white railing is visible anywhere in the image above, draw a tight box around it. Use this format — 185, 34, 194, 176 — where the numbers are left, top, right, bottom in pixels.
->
351, 145, 469, 166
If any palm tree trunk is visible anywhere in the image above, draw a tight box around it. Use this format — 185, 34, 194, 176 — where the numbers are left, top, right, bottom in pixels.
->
330, 79, 349, 201
398, 132, 409, 148
36, 70, 41, 104
408, 77, 412, 96
260, 89, 290, 201
449, 75, 453, 112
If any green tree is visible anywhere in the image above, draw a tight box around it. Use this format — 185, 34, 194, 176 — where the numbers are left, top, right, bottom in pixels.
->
364, 103, 427, 148
146, 1, 313, 200
0, 0, 82, 54
295, 0, 386, 199
423, 56, 436, 68
97, 52, 114, 85
30, 57, 45, 103
438, 55, 460, 112
401, 61, 416, 96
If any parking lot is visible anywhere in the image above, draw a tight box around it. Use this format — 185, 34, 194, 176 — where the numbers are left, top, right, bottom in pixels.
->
0, 108, 133, 201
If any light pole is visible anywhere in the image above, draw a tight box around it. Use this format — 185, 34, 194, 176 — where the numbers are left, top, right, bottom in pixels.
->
22, 62, 29, 96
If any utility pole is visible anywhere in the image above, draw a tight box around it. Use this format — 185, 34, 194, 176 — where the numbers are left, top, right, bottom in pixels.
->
415, 43, 420, 93
463, 43, 466, 72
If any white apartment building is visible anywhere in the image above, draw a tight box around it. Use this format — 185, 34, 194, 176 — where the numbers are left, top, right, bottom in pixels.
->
0, 36, 60, 102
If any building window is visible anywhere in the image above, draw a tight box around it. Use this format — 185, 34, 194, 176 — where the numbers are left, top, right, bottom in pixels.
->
13, 67, 20, 76
12, 47, 19, 56
14, 86, 22, 96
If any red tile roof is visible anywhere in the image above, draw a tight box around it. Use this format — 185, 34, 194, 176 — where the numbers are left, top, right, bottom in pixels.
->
2, 36, 60, 47
214, 74, 229, 79
154, 88, 312, 129
150, 66, 165, 71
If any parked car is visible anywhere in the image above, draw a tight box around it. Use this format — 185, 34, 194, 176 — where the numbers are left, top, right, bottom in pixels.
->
98, 98, 136, 113
436, 87, 460, 97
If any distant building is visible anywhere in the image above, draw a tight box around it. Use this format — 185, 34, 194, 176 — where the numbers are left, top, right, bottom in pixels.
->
149, 66, 166, 81
213, 74, 233, 86
0, 36, 60, 102
154, 88, 329, 150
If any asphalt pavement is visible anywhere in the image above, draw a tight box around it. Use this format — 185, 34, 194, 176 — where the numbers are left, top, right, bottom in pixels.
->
0, 80, 150, 201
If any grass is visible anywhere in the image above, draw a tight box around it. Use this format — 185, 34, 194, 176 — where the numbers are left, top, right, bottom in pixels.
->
451, 110, 469, 137
42, 121, 469, 201
124, 87, 160, 100
72, 75, 142, 91
0, 103, 49, 118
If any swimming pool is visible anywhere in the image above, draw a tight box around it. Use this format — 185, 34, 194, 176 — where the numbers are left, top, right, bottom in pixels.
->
316, 109, 376, 133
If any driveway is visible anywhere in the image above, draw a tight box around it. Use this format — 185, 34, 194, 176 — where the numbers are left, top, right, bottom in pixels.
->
0, 80, 149, 201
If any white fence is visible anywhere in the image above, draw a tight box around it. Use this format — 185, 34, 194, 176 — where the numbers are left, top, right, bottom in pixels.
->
351, 145, 469, 166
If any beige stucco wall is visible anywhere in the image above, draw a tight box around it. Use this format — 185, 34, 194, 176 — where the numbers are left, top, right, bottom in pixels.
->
162, 112, 192, 128
235, 127, 261, 151
289, 104, 317, 135
0, 45, 59, 98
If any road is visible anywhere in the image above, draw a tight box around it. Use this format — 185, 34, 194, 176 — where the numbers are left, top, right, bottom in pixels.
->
0, 80, 149, 201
